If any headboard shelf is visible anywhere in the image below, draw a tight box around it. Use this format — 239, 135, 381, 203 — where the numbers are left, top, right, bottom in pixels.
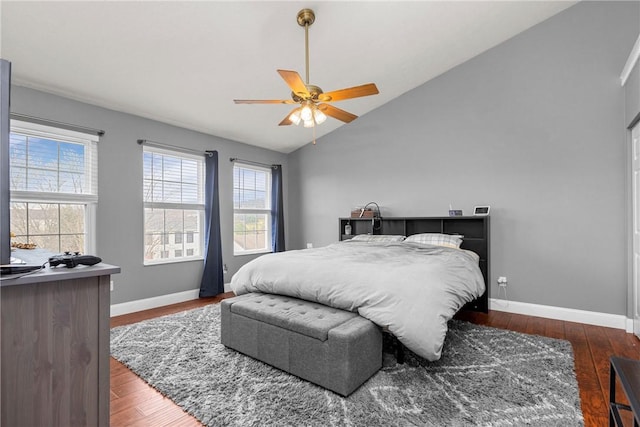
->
338, 216, 490, 312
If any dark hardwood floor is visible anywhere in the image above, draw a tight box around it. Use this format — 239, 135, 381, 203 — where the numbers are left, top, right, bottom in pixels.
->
110, 294, 639, 427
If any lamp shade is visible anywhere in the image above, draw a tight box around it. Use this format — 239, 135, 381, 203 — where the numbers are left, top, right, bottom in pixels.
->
289, 108, 302, 125
300, 104, 313, 121
313, 108, 326, 125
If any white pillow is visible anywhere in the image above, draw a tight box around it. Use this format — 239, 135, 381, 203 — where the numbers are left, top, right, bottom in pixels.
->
349, 234, 405, 243
404, 233, 463, 248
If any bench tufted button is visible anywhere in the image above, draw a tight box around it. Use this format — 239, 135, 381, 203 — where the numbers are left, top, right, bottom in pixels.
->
318, 315, 324, 319
299, 311, 306, 315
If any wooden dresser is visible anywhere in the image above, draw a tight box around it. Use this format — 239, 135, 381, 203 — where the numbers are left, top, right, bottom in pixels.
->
1, 264, 120, 427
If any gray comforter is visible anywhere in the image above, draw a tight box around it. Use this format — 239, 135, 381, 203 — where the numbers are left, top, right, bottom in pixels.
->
230, 240, 485, 361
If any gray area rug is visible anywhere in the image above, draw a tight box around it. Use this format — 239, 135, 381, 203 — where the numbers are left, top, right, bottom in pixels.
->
110, 304, 584, 426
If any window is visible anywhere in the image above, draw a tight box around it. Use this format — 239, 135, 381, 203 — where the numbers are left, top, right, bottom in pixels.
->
9, 120, 98, 254
233, 163, 271, 255
143, 146, 204, 264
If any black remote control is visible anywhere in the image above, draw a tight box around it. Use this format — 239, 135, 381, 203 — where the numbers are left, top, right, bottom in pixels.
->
49, 252, 102, 268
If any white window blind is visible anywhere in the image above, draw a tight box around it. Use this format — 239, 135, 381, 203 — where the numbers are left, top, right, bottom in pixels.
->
143, 145, 205, 264
233, 163, 271, 255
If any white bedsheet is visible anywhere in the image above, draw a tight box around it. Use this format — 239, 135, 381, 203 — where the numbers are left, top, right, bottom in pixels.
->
230, 240, 485, 361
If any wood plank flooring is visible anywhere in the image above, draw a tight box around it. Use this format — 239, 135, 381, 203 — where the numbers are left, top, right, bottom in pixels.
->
110, 295, 639, 427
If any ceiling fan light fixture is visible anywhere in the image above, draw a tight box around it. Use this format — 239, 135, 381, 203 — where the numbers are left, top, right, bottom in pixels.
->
303, 119, 315, 128
300, 103, 313, 121
289, 108, 302, 125
313, 108, 327, 125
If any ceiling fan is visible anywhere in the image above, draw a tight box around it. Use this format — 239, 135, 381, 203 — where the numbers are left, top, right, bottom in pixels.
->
233, 8, 379, 130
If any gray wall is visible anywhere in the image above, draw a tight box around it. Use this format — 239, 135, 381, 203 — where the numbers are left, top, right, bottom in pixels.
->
288, 1, 640, 316
624, 48, 639, 318
10, 86, 289, 304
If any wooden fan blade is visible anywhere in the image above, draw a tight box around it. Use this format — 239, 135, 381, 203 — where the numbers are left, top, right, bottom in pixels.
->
278, 112, 293, 126
234, 99, 295, 104
318, 83, 379, 102
318, 103, 358, 123
279, 107, 302, 126
279, 117, 292, 126
277, 70, 310, 98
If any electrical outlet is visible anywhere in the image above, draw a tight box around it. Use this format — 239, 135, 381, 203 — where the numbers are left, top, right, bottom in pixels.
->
110, 280, 114, 292
497, 276, 508, 286
306, 243, 313, 249
223, 263, 228, 274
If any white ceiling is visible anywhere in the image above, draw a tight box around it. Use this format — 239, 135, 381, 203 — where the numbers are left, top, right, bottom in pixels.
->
1, 1, 575, 153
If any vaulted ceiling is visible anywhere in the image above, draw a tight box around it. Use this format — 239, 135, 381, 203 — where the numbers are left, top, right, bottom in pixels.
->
1, 1, 576, 153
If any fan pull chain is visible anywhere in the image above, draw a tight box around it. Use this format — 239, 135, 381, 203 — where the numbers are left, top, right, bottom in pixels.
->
313, 120, 316, 145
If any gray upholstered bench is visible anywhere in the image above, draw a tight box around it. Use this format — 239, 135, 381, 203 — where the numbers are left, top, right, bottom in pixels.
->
220, 293, 382, 396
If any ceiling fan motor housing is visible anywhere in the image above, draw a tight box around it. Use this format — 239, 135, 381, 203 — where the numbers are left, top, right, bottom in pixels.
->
291, 84, 325, 102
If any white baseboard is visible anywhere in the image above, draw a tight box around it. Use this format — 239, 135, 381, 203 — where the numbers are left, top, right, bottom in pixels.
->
490, 298, 634, 333
111, 289, 200, 317
111, 284, 234, 317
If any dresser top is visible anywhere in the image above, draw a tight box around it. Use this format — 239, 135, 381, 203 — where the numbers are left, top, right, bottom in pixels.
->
1, 263, 120, 287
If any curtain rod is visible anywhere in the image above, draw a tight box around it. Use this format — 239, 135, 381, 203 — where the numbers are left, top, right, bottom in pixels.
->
11, 113, 105, 137
137, 139, 213, 157
229, 157, 279, 170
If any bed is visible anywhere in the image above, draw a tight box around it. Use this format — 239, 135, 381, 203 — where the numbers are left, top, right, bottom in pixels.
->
230, 216, 489, 362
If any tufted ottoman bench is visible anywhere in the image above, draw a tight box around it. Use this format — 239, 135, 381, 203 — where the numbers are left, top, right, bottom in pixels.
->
220, 292, 382, 396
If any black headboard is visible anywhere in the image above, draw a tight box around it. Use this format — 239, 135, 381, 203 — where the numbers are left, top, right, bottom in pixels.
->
338, 216, 490, 312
